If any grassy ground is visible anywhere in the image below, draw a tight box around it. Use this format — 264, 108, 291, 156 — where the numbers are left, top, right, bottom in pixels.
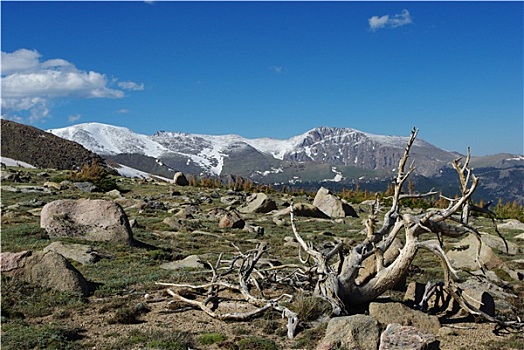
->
1, 166, 523, 349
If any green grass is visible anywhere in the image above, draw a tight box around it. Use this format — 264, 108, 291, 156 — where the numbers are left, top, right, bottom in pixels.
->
236, 336, 280, 350
1, 323, 85, 350
1, 275, 86, 319
198, 332, 227, 345
107, 329, 194, 350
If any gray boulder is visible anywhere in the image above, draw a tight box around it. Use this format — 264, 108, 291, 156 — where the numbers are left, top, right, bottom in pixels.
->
274, 203, 329, 219
40, 199, 134, 243
446, 233, 504, 271
73, 181, 99, 192
379, 323, 439, 350
313, 187, 358, 218
316, 314, 381, 350
238, 193, 277, 214
0, 251, 31, 272
17, 251, 91, 296
160, 255, 204, 270
369, 302, 441, 334
43, 241, 112, 265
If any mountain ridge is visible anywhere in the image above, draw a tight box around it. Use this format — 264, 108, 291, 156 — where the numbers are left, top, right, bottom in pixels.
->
47, 122, 471, 177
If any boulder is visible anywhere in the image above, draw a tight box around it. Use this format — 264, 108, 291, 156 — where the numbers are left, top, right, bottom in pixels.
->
313, 187, 358, 218
238, 193, 277, 214
173, 172, 189, 186
73, 181, 99, 192
369, 302, 441, 334
446, 233, 504, 271
0, 251, 31, 272
163, 216, 181, 230
43, 181, 63, 190
43, 241, 112, 265
274, 203, 329, 219
479, 232, 520, 255
40, 199, 134, 243
160, 255, 204, 270
379, 323, 439, 350
316, 314, 381, 350
498, 219, 524, 231
22, 251, 91, 296
219, 210, 245, 229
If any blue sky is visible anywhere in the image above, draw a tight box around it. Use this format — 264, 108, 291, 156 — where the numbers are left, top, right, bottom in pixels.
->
1, 1, 522, 156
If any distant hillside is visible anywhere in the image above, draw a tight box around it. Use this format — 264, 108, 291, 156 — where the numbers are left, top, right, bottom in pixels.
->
1, 119, 103, 170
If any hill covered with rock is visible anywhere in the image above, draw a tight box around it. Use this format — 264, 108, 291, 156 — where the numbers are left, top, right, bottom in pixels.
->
1, 119, 103, 170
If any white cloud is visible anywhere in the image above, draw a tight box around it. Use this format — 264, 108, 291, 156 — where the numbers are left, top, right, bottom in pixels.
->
117, 108, 130, 114
68, 114, 81, 123
118, 81, 144, 91
269, 65, 284, 74
369, 9, 412, 31
0, 48, 144, 123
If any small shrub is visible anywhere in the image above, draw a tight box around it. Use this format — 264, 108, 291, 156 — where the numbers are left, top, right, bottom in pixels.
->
199, 332, 227, 345
69, 161, 118, 191
107, 307, 138, 324
237, 336, 279, 350
290, 291, 330, 322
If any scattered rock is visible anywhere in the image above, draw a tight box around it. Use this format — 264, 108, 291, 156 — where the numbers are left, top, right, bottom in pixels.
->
238, 193, 277, 214
379, 323, 439, 350
106, 189, 122, 198
73, 181, 99, 192
173, 172, 189, 186
43, 241, 112, 265
458, 278, 517, 317
316, 314, 381, 350
479, 232, 520, 255
144, 201, 167, 211
40, 199, 134, 243
313, 187, 358, 218
0, 250, 31, 272
44, 181, 63, 190
274, 203, 329, 219
446, 233, 504, 271
22, 251, 91, 296
220, 195, 243, 206
163, 216, 181, 230
498, 219, 524, 231
243, 224, 264, 235
1, 185, 51, 193
160, 255, 204, 270
219, 210, 245, 229
369, 302, 441, 334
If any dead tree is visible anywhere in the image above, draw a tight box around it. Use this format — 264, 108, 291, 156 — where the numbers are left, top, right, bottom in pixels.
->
158, 127, 522, 338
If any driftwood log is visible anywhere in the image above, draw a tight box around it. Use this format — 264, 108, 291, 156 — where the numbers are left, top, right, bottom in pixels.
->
157, 128, 522, 338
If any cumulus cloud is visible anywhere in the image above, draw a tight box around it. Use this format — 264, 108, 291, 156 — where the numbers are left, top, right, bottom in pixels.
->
369, 9, 412, 31
0, 48, 144, 123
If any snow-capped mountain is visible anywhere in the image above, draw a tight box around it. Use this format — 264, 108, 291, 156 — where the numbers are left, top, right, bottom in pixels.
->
2, 119, 518, 203
48, 122, 457, 179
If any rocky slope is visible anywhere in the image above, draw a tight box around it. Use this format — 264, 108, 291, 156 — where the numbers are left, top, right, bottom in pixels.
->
1, 119, 103, 170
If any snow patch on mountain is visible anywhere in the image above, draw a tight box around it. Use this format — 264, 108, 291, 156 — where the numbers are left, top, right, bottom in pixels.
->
48, 123, 170, 157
